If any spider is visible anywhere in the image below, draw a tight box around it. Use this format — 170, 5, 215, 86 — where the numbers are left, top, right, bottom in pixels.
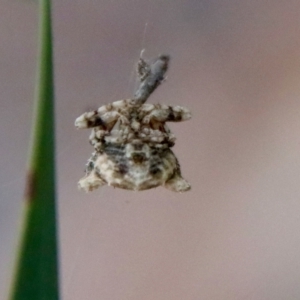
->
75, 54, 191, 192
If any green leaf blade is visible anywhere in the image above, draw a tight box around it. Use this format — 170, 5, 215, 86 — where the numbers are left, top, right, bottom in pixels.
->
9, 0, 60, 299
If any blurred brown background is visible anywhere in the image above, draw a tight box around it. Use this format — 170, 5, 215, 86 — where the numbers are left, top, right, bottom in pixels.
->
2, 0, 300, 299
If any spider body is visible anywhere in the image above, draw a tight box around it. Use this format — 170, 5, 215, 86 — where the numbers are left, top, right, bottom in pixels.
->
75, 54, 192, 192
75, 99, 191, 192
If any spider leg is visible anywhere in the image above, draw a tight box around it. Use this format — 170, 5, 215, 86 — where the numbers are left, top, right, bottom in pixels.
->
75, 110, 128, 129
137, 57, 151, 82
89, 127, 106, 151
142, 105, 191, 124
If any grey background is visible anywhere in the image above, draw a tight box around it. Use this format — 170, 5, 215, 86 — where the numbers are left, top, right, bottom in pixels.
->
2, 0, 300, 299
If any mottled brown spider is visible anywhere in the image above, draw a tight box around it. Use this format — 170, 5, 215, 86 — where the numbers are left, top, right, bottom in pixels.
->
75, 54, 191, 192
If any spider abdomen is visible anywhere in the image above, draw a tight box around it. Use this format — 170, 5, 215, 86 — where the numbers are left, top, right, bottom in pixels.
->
86, 141, 179, 191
